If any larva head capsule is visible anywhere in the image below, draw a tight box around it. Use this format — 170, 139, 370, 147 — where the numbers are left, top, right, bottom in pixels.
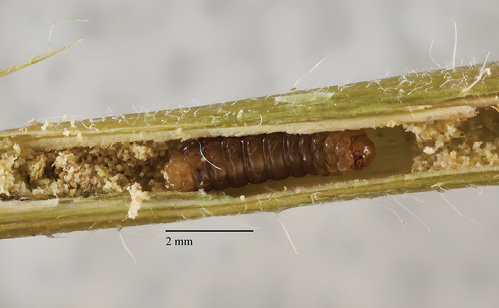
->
350, 134, 375, 170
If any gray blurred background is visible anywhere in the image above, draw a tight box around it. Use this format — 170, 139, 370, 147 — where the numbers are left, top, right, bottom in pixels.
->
1, 1, 498, 307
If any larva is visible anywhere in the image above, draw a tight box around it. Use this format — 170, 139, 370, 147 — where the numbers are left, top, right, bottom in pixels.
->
163, 130, 375, 192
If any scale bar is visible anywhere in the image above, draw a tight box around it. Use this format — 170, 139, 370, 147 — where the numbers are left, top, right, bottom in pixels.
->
165, 229, 253, 233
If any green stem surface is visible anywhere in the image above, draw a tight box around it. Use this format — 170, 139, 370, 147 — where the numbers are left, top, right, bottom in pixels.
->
1, 63, 498, 239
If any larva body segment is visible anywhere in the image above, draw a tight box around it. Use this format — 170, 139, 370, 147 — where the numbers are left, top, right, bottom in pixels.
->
163, 130, 375, 192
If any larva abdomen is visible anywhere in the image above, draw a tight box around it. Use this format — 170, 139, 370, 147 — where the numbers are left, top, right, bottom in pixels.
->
163, 131, 375, 192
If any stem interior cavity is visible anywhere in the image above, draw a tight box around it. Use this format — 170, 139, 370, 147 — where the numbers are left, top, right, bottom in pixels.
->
0, 108, 497, 200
